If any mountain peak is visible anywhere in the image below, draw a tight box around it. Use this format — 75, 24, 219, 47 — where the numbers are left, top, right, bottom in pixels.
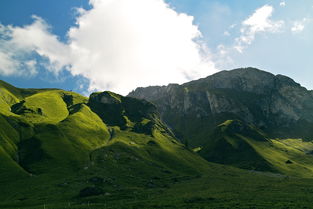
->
129, 67, 313, 144
186, 67, 303, 94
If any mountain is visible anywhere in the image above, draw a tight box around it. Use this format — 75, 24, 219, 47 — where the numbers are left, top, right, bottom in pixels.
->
128, 67, 313, 173
0, 80, 211, 207
129, 67, 313, 143
3, 79, 313, 209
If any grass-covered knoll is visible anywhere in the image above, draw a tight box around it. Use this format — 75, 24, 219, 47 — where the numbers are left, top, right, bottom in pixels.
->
0, 80, 89, 177
10, 90, 88, 124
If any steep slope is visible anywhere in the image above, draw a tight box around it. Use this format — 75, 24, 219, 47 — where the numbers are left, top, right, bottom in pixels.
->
0, 80, 211, 207
128, 67, 313, 144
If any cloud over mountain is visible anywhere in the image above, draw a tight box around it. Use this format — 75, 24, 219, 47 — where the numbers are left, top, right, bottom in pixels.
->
234, 5, 284, 53
0, 0, 217, 94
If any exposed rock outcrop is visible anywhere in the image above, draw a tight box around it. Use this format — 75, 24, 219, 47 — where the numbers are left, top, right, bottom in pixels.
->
128, 68, 313, 145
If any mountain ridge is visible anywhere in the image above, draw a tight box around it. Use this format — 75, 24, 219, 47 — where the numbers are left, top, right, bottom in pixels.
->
128, 67, 313, 141
128, 67, 313, 172
3, 76, 313, 208
129, 68, 310, 98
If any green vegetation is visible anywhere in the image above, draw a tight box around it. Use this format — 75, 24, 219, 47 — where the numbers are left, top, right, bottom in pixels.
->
0, 80, 209, 208
2, 80, 313, 209
248, 138, 313, 177
199, 120, 313, 177
199, 120, 275, 171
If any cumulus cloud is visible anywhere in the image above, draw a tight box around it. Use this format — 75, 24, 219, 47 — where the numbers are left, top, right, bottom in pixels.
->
0, 16, 70, 77
280, 2, 286, 7
234, 5, 284, 53
0, 23, 37, 76
0, 0, 216, 95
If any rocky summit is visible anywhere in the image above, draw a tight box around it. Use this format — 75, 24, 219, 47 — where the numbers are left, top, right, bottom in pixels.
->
129, 67, 313, 145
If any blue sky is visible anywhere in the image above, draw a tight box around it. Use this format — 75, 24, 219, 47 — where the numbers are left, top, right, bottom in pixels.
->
0, 0, 312, 95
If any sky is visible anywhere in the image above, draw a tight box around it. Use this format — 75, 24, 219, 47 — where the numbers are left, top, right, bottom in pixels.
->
0, 0, 312, 95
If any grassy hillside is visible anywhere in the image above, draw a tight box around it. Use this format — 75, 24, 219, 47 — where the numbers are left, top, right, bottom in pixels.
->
0, 80, 212, 208
248, 138, 313, 177
199, 120, 275, 171
199, 120, 313, 177
3, 80, 313, 209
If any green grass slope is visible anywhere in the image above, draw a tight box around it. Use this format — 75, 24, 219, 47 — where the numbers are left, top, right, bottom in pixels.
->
3, 80, 313, 209
247, 138, 313, 177
199, 119, 313, 177
199, 120, 275, 171
0, 81, 212, 208
0, 80, 22, 115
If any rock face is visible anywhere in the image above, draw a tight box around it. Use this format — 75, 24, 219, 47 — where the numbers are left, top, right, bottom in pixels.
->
128, 68, 313, 146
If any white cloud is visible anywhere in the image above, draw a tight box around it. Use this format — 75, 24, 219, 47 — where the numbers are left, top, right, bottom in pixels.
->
280, 2, 286, 7
234, 5, 284, 53
0, 24, 35, 76
291, 22, 304, 32
217, 44, 227, 55
10, 16, 71, 73
0, 0, 217, 95
291, 18, 308, 33
0, 51, 20, 76
0, 16, 70, 77
24, 60, 37, 75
